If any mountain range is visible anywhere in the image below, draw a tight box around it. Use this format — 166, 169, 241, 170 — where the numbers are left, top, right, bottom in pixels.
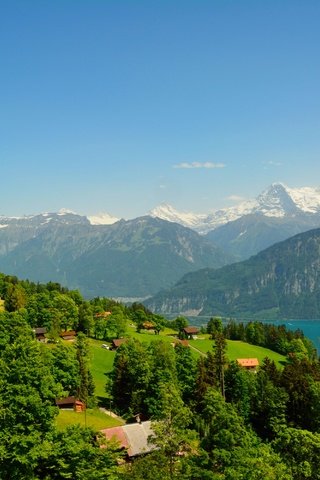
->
149, 183, 320, 233
145, 228, 320, 319
1, 182, 320, 305
0, 213, 230, 298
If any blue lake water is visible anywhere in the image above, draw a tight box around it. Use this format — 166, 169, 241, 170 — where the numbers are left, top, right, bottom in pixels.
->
186, 317, 320, 353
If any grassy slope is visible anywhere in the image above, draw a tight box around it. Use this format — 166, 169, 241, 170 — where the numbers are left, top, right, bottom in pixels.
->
191, 336, 285, 367
55, 408, 123, 431
58, 327, 285, 430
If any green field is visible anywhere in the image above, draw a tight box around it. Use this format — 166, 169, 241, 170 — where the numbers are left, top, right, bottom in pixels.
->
55, 408, 123, 431
190, 336, 286, 367
88, 339, 116, 399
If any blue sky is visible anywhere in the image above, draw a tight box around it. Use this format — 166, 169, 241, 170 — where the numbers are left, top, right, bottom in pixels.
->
1, 1, 320, 218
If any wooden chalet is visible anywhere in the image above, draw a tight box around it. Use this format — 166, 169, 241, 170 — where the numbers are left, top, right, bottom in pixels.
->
142, 321, 155, 331
56, 396, 85, 412
101, 421, 155, 458
60, 330, 77, 341
172, 339, 189, 348
95, 311, 112, 318
111, 338, 127, 350
33, 327, 47, 343
183, 326, 199, 339
237, 358, 259, 371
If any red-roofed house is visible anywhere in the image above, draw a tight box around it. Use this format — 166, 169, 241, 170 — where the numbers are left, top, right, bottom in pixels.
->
237, 358, 259, 371
101, 421, 155, 458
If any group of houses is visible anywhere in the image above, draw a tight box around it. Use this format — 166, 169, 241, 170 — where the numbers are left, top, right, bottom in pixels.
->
33, 327, 77, 343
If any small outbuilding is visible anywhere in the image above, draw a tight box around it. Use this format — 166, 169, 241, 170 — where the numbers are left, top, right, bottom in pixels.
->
111, 338, 127, 350
183, 326, 199, 339
33, 327, 47, 343
56, 396, 85, 412
60, 330, 77, 341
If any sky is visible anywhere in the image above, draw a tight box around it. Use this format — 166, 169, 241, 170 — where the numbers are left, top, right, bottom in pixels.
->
1, 0, 320, 218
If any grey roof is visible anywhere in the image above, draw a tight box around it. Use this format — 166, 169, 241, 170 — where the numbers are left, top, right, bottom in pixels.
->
123, 421, 155, 457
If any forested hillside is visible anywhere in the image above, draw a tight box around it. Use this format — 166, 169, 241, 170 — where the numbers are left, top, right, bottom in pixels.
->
1, 272, 320, 478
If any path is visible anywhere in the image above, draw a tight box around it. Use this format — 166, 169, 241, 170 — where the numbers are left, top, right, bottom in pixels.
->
99, 407, 122, 420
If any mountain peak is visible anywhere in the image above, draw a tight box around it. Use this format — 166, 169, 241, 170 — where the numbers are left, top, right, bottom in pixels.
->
87, 212, 120, 225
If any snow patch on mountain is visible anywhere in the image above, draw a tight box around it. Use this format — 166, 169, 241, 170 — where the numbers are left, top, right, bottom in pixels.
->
149, 204, 207, 229
286, 186, 320, 213
87, 212, 120, 225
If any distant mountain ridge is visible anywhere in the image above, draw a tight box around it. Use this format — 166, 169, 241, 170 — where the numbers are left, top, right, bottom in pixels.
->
0, 214, 232, 298
145, 228, 320, 320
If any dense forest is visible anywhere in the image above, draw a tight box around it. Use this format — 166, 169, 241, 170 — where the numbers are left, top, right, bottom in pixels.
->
1, 272, 320, 479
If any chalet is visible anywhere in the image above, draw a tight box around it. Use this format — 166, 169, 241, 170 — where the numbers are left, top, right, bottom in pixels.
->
60, 330, 77, 341
142, 321, 155, 331
95, 311, 112, 318
183, 326, 199, 339
101, 421, 155, 458
237, 358, 259, 371
111, 338, 127, 350
55, 396, 85, 412
33, 327, 47, 343
171, 339, 189, 348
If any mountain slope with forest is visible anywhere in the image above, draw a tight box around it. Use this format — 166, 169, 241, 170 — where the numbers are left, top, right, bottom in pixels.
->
146, 228, 320, 319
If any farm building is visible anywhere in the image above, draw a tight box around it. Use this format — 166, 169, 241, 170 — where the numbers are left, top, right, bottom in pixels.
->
183, 326, 199, 339
101, 421, 155, 458
55, 396, 85, 412
33, 327, 47, 343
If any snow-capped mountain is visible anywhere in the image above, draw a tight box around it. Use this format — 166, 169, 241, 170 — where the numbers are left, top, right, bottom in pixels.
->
87, 212, 120, 225
0, 210, 120, 228
150, 183, 320, 233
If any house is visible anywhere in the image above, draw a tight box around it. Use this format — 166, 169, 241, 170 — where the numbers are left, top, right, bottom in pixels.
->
237, 358, 259, 371
33, 327, 47, 343
171, 339, 189, 348
95, 311, 112, 318
142, 321, 155, 331
60, 330, 77, 341
183, 326, 199, 339
101, 421, 155, 458
111, 338, 127, 350
56, 396, 85, 412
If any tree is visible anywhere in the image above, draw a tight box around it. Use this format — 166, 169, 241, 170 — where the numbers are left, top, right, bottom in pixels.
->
0, 314, 59, 479
207, 317, 223, 338
213, 333, 227, 399
173, 316, 188, 339
35, 425, 122, 479
148, 383, 195, 480
174, 342, 197, 405
199, 389, 291, 480
75, 333, 95, 406
112, 339, 151, 416
272, 427, 320, 480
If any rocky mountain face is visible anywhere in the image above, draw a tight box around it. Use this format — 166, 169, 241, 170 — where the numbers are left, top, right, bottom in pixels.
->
145, 228, 320, 319
0, 214, 232, 298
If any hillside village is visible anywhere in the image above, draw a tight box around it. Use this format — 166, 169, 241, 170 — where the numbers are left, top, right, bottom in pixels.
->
0, 272, 320, 479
